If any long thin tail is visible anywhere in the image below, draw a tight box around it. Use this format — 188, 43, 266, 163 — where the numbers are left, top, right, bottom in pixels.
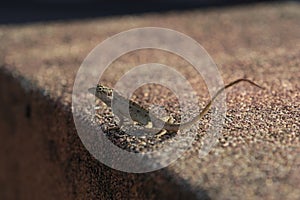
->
179, 78, 264, 129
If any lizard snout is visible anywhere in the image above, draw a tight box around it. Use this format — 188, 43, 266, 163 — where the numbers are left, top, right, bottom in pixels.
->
88, 87, 97, 94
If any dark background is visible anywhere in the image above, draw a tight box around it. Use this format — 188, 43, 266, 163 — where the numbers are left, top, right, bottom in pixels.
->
1, 0, 282, 24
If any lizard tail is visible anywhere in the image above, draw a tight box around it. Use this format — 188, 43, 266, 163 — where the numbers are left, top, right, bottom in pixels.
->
179, 78, 264, 130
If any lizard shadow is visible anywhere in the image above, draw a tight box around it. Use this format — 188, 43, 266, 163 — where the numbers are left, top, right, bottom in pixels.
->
102, 124, 178, 153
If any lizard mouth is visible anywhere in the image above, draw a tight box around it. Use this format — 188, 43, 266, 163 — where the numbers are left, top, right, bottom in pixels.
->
88, 87, 97, 95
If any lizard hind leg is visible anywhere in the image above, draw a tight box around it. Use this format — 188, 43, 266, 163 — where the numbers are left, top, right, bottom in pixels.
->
154, 116, 175, 137
153, 116, 175, 128
156, 129, 167, 137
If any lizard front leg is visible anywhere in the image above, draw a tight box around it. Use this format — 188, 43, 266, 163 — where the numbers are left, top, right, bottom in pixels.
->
118, 115, 124, 128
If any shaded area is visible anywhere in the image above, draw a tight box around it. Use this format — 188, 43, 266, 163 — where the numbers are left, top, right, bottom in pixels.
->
1, 0, 278, 24
0, 66, 205, 200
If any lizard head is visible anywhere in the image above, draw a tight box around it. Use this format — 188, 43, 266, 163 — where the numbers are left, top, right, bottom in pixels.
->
88, 84, 113, 105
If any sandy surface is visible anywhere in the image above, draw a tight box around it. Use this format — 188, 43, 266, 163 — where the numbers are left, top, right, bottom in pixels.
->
0, 2, 299, 199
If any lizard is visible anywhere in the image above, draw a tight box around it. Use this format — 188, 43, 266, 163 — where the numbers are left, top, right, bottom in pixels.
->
88, 78, 263, 135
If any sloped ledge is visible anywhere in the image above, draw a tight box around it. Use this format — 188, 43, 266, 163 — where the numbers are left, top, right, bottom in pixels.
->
0, 66, 204, 200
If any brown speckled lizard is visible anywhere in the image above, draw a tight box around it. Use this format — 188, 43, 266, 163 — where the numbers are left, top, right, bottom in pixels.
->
88, 78, 263, 135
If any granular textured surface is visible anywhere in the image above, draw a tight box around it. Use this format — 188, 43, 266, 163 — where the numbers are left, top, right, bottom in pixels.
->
0, 2, 299, 200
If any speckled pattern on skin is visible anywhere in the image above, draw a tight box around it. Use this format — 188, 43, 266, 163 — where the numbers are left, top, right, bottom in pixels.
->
0, 2, 299, 200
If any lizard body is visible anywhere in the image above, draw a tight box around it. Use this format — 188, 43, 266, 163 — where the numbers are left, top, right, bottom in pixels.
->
88, 79, 263, 133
